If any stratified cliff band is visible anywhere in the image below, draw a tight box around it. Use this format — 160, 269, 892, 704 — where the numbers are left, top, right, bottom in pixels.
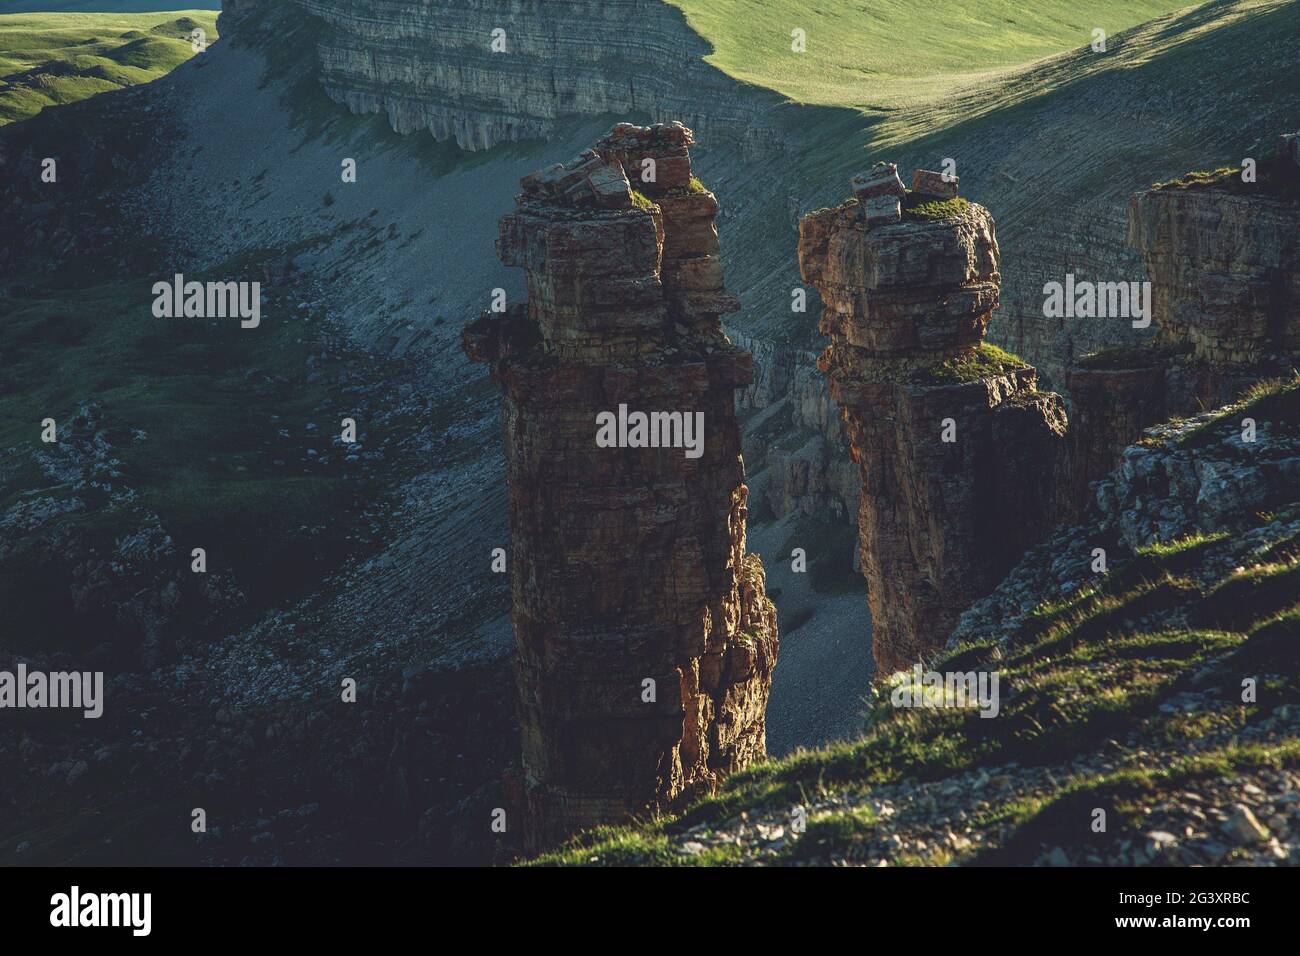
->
1064, 137, 1300, 504
294, 0, 777, 151
463, 123, 778, 848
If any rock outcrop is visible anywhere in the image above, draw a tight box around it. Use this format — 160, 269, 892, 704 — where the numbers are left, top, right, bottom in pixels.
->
952, 379, 1300, 647
463, 123, 778, 847
799, 168, 1067, 674
1063, 144, 1300, 505
294, 0, 779, 152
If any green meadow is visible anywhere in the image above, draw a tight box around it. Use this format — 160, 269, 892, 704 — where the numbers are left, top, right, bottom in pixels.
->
0, 10, 219, 124
668, 0, 1192, 111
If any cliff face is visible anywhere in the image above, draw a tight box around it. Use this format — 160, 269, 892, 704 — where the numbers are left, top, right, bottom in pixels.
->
1063, 148, 1300, 506
798, 169, 1067, 674
734, 333, 860, 523
463, 124, 778, 847
294, 0, 779, 152
1131, 178, 1299, 364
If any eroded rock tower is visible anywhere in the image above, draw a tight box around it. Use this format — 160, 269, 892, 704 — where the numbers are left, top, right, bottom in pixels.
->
463, 123, 778, 847
798, 165, 1068, 674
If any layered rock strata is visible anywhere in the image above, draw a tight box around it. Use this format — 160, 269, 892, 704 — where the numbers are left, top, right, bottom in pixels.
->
294, 0, 779, 152
1064, 145, 1300, 504
734, 332, 860, 523
799, 174, 1067, 674
463, 123, 778, 847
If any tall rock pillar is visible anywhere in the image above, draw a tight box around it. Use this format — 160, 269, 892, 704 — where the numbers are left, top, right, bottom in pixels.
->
799, 166, 1067, 674
463, 123, 778, 848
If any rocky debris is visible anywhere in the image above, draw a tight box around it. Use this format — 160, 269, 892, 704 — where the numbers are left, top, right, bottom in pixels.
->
798, 176, 1066, 674
464, 123, 778, 849
952, 398, 1300, 644
584, 675, 1300, 867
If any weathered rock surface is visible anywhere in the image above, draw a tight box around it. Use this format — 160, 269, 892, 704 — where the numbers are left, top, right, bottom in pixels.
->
1063, 151, 1300, 506
951, 390, 1300, 647
799, 180, 1067, 674
295, 0, 780, 152
464, 123, 778, 847
734, 333, 860, 523
1130, 183, 1299, 365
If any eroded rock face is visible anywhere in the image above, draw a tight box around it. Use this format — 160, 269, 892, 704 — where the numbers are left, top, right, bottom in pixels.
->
799, 185, 1067, 674
294, 0, 778, 152
463, 123, 777, 847
1063, 157, 1300, 505
1130, 187, 1300, 364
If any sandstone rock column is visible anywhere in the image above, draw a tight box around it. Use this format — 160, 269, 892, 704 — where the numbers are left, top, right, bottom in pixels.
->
799, 169, 1067, 674
463, 123, 777, 848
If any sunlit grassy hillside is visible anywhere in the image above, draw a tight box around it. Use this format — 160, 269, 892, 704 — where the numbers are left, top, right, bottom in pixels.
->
0, 10, 219, 125
667, 0, 1194, 111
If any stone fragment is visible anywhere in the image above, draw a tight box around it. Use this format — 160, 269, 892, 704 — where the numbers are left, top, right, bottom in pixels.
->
1222, 803, 1270, 844
851, 163, 906, 202
912, 168, 958, 199
863, 194, 901, 227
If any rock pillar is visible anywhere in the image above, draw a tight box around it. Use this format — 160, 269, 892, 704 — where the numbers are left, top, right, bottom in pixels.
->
463, 123, 778, 848
799, 169, 1067, 674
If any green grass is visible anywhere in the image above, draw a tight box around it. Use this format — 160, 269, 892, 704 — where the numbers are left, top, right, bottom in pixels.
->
975, 739, 1300, 864
902, 195, 970, 221
532, 504, 1300, 865
1075, 342, 1192, 370
1177, 376, 1300, 449
912, 342, 1027, 385
0, 261, 410, 655
1152, 154, 1300, 201
629, 187, 658, 212
666, 0, 1190, 113
0, 11, 218, 125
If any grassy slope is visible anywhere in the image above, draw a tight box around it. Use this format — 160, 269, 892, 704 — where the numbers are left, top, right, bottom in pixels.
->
667, 0, 1190, 112
534, 381, 1300, 865
0, 258, 406, 654
5, 2, 218, 10
0, 11, 218, 125
541, 537, 1300, 865
711, 0, 1297, 368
